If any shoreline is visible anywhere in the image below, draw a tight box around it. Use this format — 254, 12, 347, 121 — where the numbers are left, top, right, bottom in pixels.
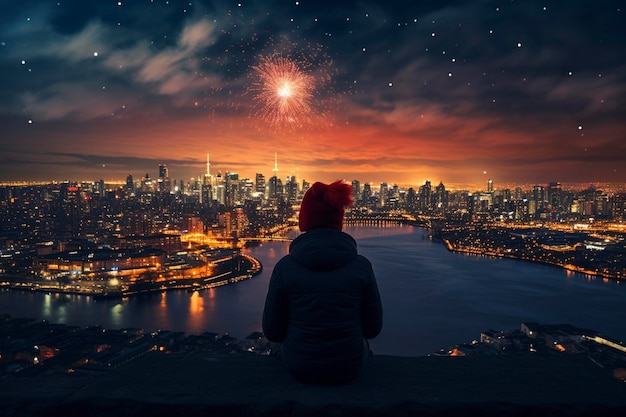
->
442, 240, 622, 282
0, 253, 263, 299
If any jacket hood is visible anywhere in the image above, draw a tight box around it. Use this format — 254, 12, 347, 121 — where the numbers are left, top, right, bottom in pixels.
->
289, 228, 358, 270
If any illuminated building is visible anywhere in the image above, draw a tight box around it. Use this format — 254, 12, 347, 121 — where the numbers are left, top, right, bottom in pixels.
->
267, 153, 283, 204
404, 187, 417, 212
181, 216, 204, 233
241, 178, 254, 202
141, 173, 153, 193
434, 181, 448, 212
255, 173, 266, 197
285, 176, 298, 204
215, 172, 225, 205
126, 174, 134, 194
34, 247, 167, 278
609, 193, 626, 220
267, 176, 283, 204
225, 172, 239, 207
116, 233, 182, 254
218, 212, 232, 237
361, 183, 372, 207
351, 180, 361, 202
301, 179, 310, 196
201, 154, 215, 206
379, 182, 389, 208
418, 180, 432, 212
158, 164, 170, 193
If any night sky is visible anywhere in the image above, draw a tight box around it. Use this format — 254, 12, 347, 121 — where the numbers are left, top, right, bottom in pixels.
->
1, 1, 625, 188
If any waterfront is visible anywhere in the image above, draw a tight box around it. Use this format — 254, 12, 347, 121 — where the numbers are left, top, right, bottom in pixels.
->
1, 225, 624, 357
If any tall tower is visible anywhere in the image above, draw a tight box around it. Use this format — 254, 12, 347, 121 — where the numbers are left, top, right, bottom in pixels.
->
272, 152, 279, 176
487, 179, 493, 193
268, 153, 283, 204
201, 153, 215, 205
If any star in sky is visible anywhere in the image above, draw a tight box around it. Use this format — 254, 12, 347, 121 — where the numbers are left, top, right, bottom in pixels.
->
0, 1, 624, 188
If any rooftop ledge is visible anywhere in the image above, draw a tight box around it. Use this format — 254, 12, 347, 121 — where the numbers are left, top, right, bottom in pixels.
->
2, 351, 625, 417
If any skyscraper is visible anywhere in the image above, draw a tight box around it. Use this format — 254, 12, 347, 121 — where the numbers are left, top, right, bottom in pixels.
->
158, 164, 170, 193
126, 174, 134, 193
285, 176, 298, 204
267, 176, 284, 204
201, 154, 215, 205
351, 180, 361, 203
362, 183, 372, 207
435, 181, 448, 211
548, 181, 563, 214
158, 164, 168, 179
255, 173, 266, 197
215, 172, 224, 205
379, 182, 389, 208
419, 180, 432, 212
224, 172, 239, 207
268, 153, 283, 204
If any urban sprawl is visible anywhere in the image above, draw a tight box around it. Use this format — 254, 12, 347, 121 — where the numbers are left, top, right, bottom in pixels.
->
1, 158, 626, 300
1, 160, 626, 380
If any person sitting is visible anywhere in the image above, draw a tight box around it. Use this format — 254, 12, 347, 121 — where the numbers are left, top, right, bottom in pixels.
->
262, 180, 383, 384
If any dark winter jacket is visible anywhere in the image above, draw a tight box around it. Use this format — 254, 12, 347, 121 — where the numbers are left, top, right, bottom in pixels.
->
262, 228, 383, 383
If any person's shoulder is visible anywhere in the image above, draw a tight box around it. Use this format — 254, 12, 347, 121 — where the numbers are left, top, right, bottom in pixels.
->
272, 253, 300, 271
355, 253, 373, 264
353, 254, 374, 273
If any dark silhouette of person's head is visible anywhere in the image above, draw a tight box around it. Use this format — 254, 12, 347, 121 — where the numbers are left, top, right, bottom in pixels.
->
298, 181, 353, 232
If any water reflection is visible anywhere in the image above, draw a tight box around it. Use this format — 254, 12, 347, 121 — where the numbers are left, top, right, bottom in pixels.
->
42, 293, 51, 316
0, 226, 624, 356
188, 291, 205, 330
267, 247, 277, 260
56, 303, 67, 323
110, 303, 123, 328
189, 291, 204, 314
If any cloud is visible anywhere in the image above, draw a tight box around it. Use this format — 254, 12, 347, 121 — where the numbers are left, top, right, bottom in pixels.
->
180, 20, 216, 50
45, 22, 110, 62
19, 83, 121, 120
1, 1, 625, 184
8, 15, 223, 121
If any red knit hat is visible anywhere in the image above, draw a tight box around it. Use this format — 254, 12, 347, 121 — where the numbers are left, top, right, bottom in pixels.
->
299, 181, 354, 232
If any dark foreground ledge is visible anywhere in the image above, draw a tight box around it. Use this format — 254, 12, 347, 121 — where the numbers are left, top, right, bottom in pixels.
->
1, 352, 625, 417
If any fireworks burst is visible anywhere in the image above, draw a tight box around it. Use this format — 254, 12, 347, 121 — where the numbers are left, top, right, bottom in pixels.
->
250, 54, 319, 130
247, 35, 339, 134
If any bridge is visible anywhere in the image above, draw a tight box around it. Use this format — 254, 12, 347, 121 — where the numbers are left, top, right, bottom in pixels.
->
239, 236, 293, 243
344, 213, 429, 227
236, 215, 431, 244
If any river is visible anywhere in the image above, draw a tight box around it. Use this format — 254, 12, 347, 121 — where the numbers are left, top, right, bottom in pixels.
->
1, 225, 624, 356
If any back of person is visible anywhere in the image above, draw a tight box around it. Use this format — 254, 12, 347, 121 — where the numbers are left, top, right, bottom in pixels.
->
262, 181, 383, 384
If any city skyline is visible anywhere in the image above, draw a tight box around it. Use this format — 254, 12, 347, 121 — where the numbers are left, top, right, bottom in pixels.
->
1, 1, 625, 185
2, 156, 622, 194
